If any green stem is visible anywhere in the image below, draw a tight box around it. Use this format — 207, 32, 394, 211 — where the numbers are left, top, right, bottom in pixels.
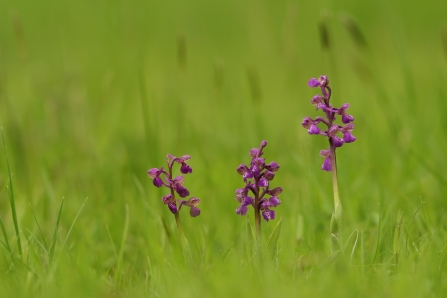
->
254, 204, 261, 238
330, 145, 340, 209
330, 142, 343, 250
253, 179, 262, 240
174, 212, 184, 239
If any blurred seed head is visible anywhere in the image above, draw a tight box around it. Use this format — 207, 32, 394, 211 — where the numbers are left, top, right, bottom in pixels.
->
319, 21, 330, 50
11, 11, 27, 59
339, 12, 368, 49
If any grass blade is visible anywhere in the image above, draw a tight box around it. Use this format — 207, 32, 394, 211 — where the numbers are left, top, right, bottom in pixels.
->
372, 204, 381, 263
344, 229, 359, 263
2, 128, 22, 256
181, 235, 192, 265
360, 231, 364, 274
421, 201, 432, 236
404, 202, 424, 255
438, 244, 447, 280
29, 203, 48, 249
245, 217, 256, 260
393, 209, 403, 267
115, 204, 130, 286
63, 197, 88, 247
106, 225, 119, 264
319, 250, 341, 271
0, 215, 11, 253
26, 228, 48, 254
267, 218, 282, 261
49, 199, 64, 266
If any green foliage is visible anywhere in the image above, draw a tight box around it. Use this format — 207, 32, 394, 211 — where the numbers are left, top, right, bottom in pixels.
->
0, 0, 447, 296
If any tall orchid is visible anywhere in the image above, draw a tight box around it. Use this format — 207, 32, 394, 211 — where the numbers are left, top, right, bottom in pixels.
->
302, 75, 356, 250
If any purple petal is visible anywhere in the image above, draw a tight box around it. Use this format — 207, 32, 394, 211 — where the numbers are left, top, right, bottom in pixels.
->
177, 155, 191, 163
308, 78, 320, 87
175, 186, 190, 198
322, 156, 332, 172
343, 132, 357, 143
269, 196, 281, 207
162, 194, 174, 204
147, 168, 159, 179
341, 123, 355, 132
168, 203, 177, 214
260, 140, 268, 148
243, 196, 254, 206
180, 163, 193, 174
342, 113, 354, 124
332, 136, 344, 148
236, 205, 248, 216
302, 117, 313, 129
269, 187, 283, 196
262, 209, 275, 221
319, 75, 329, 86
252, 157, 265, 167
236, 187, 248, 196
319, 149, 330, 157
317, 103, 330, 112
311, 94, 323, 106
328, 125, 339, 137
243, 171, 253, 182
190, 206, 200, 217
187, 197, 200, 207
267, 161, 280, 172
172, 176, 185, 186
237, 164, 249, 175
258, 177, 269, 187
235, 188, 248, 202
337, 103, 350, 115
251, 165, 261, 177
235, 195, 243, 203
308, 124, 320, 135
153, 177, 163, 188
249, 148, 259, 158
264, 170, 275, 181
260, 200, 271, 209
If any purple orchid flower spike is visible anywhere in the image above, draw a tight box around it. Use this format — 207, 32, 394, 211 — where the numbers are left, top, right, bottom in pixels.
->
302, 75, 356, 172
302, 74, 357, 253
235, 140, 282, 235
147, 153, 202, 238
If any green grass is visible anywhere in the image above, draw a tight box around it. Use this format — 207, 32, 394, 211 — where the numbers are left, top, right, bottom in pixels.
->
1, 0, 447, 296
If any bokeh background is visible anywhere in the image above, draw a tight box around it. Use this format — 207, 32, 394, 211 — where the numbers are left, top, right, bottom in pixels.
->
0, 0, 447, 296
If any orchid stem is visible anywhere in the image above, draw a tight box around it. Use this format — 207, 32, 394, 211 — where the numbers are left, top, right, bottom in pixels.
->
254, 204, 261, 238
330, 144, 343, 251
174, 212, 185, 240
168, 163, 185, 242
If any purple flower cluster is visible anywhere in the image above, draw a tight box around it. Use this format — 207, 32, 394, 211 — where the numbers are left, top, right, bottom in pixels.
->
235, 140, 282, 222
302, 75, 356, 171
147, 154, 200, 217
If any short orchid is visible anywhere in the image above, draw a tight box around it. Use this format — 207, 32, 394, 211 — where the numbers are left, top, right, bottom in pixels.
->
235, 140, 282, 234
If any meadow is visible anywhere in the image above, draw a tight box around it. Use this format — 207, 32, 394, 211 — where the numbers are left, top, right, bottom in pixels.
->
1, 0, 447, 296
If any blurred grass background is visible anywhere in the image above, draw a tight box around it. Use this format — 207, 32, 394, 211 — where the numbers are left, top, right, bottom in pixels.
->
1, 0, 447, 296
